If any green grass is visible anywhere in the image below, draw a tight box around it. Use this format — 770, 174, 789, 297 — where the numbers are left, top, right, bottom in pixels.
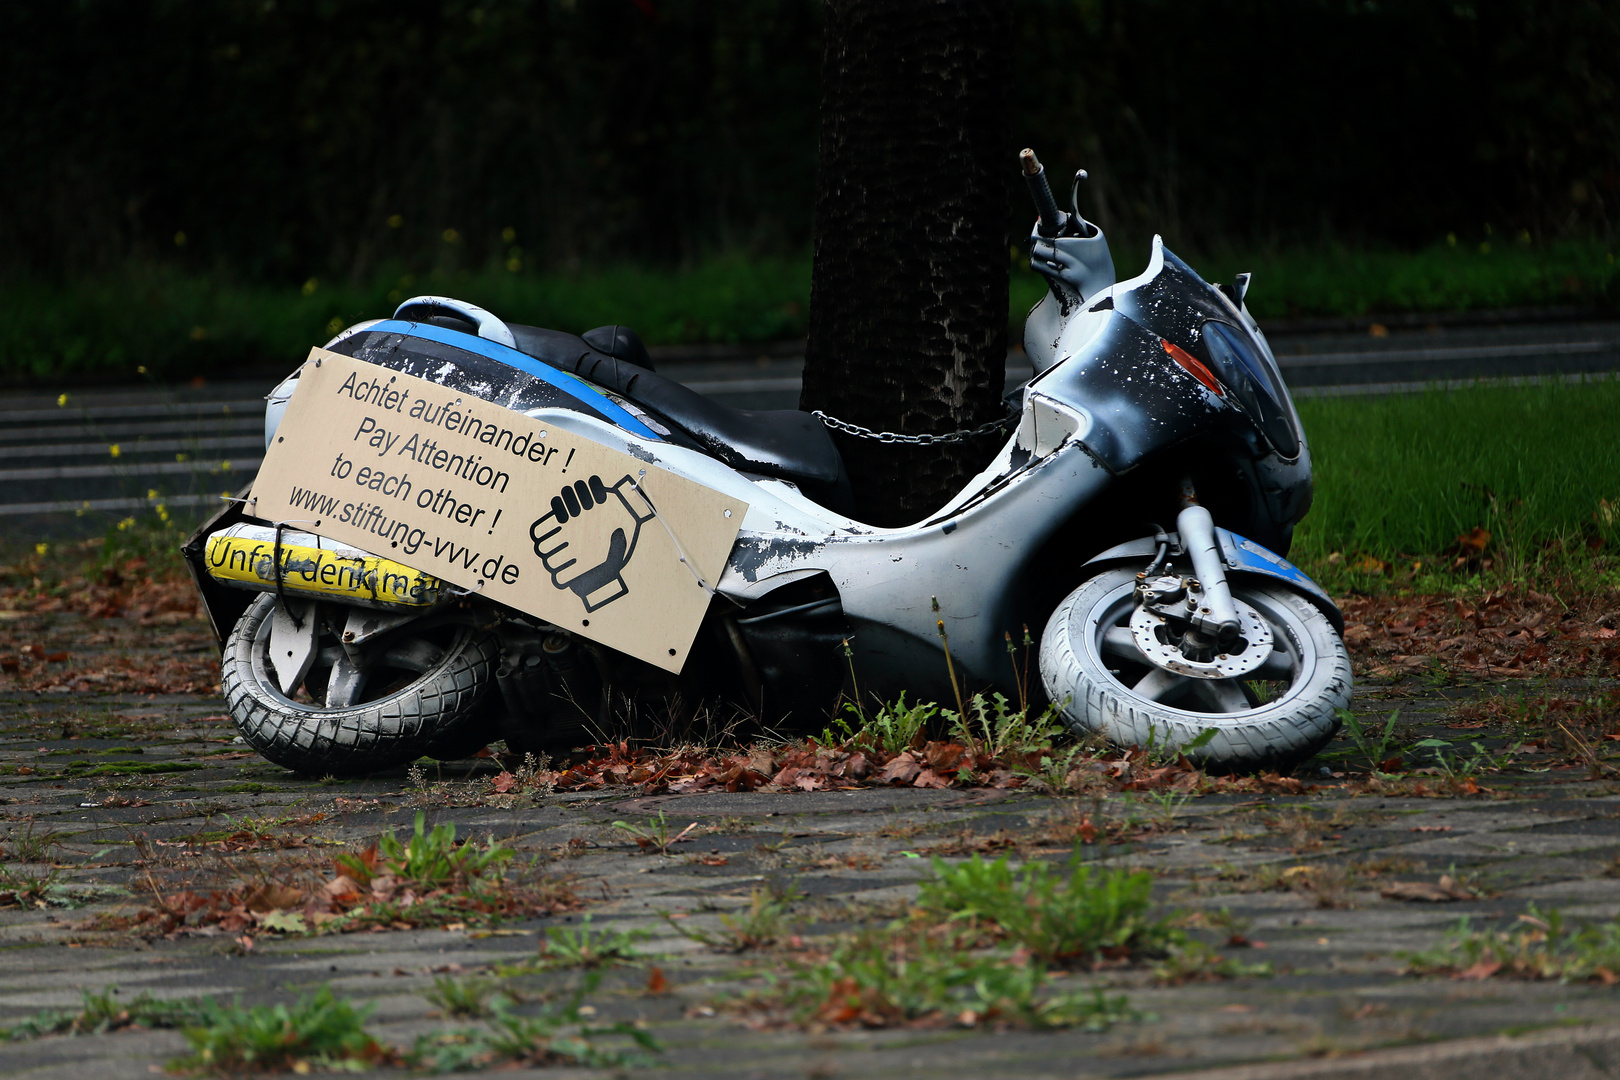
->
7, 237, 1613, 383
1291, 378, 1620, 589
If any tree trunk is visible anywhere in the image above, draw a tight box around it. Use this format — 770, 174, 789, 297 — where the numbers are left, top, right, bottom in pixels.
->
800, 0, 1011, 527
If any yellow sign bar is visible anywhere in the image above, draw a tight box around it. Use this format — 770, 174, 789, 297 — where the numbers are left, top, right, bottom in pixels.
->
205, 522, 441, 608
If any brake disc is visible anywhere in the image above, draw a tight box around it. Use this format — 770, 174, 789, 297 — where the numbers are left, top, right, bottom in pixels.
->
1129, 597, 1274, 679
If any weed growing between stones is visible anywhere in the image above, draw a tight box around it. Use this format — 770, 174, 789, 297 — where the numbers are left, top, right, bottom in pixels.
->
734, 924, 1137, 1032
407, 972, 660, 1072
1, 816, 61, 861
169, 988, 390, 1074
1151, 940, 1274, 984
917, 855, 1173, 966
1401, 904, 1620, 982
7, 979, 658, 1073
1, 988, 215, 1040
523, 914, 649, 970
724, 852, 1270, 1032
335, 811, 511, 891
609, 809, 700, 855
1181, 856, 1417, 908
817, 692, 939, 756
1338, 709, 1404, 774
0, 865, 62, 907
423, 974, 511, 1019
946, 692, 1068, 764
95, 811, 576, 939
664, 883, 802, 953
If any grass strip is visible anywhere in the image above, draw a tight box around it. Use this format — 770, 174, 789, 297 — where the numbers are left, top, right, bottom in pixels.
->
5, 238, 1612, 382
1292, 377, 1620, 592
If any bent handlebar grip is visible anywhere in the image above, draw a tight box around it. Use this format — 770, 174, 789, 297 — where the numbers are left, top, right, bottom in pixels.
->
1020, 149, 1066, 238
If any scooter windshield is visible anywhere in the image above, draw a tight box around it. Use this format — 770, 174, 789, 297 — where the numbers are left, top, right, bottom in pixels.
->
1110, 245, 1301, 459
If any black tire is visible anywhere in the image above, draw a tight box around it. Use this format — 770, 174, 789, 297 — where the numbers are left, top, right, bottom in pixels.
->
222, 594, 497, 774
1040, 567, 1352, 770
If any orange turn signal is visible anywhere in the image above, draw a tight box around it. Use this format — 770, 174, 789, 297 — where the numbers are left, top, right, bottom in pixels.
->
1162, 339, 1223, 395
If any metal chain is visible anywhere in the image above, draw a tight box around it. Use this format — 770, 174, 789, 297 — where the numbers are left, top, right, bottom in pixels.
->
810, 409, 1016, 446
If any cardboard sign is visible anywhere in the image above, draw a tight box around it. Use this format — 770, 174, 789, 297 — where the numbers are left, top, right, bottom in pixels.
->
249, 349, 746, 672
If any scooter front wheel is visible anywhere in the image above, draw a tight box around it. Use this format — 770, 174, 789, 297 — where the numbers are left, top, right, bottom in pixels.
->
1040, 567, 1351, 770
222, 594, 497, 775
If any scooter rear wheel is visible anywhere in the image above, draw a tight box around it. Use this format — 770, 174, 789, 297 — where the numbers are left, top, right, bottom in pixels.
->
222, 594, 497, 774
1040, 567, 1351, 770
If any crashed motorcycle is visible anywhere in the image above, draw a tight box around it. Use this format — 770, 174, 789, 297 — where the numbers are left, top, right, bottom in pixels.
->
183, 150, 1350, 775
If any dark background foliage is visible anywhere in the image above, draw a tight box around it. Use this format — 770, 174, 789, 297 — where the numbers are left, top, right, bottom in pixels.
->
3, 0, 1615, 285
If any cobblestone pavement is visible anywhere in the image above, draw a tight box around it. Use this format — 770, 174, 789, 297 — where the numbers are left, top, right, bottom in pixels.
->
0, 606, 1617, 1078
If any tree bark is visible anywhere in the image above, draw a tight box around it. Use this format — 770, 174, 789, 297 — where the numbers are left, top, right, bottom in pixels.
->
800, 0, 1011, 527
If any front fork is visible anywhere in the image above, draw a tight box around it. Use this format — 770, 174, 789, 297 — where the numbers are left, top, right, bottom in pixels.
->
1174, 478, 1241, 639
1131, 479, 1254, 677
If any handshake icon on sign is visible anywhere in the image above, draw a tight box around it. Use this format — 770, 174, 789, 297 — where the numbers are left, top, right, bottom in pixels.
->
529, 474, 656, 612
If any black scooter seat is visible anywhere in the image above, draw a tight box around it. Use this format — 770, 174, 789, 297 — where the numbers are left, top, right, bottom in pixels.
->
507, 324, 846, 493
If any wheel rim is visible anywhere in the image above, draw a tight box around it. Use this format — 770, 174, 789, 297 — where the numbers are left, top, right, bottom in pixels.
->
247, 605, 461, 713
1082, 578, 1319, 720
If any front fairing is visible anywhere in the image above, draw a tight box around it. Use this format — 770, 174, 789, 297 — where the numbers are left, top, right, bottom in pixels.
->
1025, 237, 1313, 539
1112, 245, 1301, 461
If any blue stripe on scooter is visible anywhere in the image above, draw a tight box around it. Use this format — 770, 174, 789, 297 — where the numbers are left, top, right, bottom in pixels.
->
365, 319, 660, 440
1218, 528, 1340, 627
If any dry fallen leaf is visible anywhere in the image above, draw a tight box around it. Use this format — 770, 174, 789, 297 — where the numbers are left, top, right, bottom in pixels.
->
1380, 877, 1472, 903
1453, 960, 1502, 980
1453, 527, 1492, 556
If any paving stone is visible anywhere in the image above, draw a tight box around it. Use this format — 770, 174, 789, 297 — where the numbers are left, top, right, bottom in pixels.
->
1, 609, 1619, 1077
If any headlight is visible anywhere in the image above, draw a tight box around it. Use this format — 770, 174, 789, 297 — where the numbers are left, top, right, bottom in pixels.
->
1200, 321, 1299, 458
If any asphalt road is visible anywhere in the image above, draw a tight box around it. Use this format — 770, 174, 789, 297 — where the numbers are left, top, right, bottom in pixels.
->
3, 316, 1616, 538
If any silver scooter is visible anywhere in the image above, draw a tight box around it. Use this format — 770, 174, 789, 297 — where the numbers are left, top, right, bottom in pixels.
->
184, 153, 1350, 774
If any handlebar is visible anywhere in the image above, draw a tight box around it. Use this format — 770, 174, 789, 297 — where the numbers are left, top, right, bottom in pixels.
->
1020, 149, 1068, 238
